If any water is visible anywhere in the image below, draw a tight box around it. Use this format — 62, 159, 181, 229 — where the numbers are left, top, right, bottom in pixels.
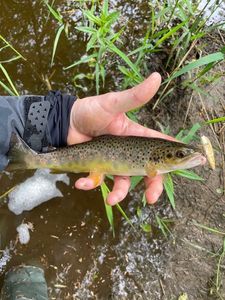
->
0, 0, 223, 299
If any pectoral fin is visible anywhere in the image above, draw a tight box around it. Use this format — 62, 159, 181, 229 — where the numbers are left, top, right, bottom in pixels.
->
145, 164, 158, 178
88, 172, 104, 187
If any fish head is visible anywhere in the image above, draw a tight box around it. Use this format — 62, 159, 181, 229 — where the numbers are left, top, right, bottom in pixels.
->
151, 143, 206, 174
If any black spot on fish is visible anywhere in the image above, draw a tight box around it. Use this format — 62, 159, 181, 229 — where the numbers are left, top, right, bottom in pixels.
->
166, 153, 173, 159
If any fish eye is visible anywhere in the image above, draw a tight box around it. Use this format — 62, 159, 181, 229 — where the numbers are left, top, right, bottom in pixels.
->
176, 150, 185, 158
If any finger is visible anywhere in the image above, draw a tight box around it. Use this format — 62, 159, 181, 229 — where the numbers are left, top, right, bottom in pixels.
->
144, 175, 164, 204
99, 72, 161, 114
107, 176, 131, 206
108, 115, 177, 141
75, 174, 104, 190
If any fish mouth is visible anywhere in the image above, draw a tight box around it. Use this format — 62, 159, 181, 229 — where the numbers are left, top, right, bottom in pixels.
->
182, 152, 206, 168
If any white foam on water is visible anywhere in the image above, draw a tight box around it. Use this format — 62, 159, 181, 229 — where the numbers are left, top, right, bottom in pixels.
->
16, 223, 33, 245
0, 241, 15, 272
8, 169, 70, 215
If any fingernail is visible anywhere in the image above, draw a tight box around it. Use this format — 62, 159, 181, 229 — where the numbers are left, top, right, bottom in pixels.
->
149, 72, 161, 84
107, 195, 118, 206
147, 191, 159, 204
108, 190, 125, 206
79, 179, 93, 189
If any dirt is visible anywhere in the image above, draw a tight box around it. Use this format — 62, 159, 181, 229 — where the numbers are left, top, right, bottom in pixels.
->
139, 56, 225, 299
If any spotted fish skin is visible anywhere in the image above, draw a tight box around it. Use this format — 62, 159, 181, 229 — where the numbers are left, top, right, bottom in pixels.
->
8, 135, 205, 176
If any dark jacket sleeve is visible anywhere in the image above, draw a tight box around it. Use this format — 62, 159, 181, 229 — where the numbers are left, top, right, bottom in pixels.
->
0, 92, 76, 171
0, 95, 33, 171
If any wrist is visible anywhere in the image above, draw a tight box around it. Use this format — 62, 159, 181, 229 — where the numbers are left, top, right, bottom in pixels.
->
67, 101, 77, 145
67, 100, 92, 145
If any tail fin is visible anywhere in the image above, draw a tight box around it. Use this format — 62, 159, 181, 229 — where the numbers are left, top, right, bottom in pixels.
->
7, 134, 37, 171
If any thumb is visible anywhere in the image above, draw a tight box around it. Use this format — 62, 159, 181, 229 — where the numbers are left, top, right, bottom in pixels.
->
98, 72, 161, 114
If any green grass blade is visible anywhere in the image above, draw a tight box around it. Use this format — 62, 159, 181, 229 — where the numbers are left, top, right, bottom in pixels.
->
172, 170, 204, 181
129, 176, 143, 191
196, 61, 215, 78
186, 83, 209, 96
193, 221, 225, 235
163, 174, 175, 209
100, 65, 105, 87
0, 55, 21, 64
87, 33, 97, 51
128, 44, 153, 56
0, 35, 26, 60
105, 11, 120, 26
51, 24, 64, 67
43, 0, 63, 23
155, 215, 168, 238
76, 26, 97, 34
0, 80, 16, 95
102, 0, 109, 15
181, 122, 201, 143
107, 41, 143, 80
100, 182, 115, 236
64, 53, 97, 69
154, 20, 187, 48
0, 64, 19, 96
0, 44, 10, 51
204, 116, 225, 125
83, 10, 101, 26
0, 186, 16, 200
110, 25, 124, 43
95, 62, 100, 94
116, 203, 136, 231
166, 51, 225, 82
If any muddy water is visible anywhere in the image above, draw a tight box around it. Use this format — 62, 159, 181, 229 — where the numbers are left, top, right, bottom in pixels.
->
0, 1, 169, 298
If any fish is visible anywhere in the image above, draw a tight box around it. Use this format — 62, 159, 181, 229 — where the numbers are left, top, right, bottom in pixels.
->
7, 134, 206, 185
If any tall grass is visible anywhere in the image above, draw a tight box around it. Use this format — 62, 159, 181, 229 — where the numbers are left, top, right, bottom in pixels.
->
64, 0, 142, 94
0, 35, 25, 95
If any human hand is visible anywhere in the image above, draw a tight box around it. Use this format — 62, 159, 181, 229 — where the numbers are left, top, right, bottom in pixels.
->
67, 72, 174, 205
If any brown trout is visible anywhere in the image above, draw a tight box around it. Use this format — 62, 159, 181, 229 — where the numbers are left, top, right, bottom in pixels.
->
8, 135, 206, 179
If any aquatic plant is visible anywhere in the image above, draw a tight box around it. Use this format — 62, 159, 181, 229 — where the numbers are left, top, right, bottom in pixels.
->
64, 0, 142, 94
0, 35, 25, 95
